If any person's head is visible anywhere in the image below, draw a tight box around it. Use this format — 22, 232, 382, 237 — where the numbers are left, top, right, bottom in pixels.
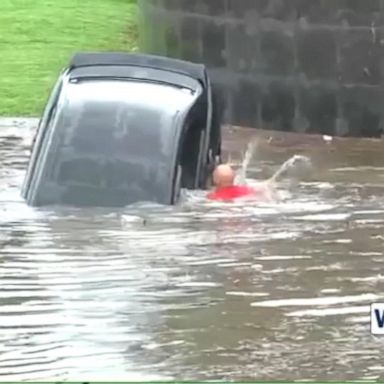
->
212, 163, 236, 188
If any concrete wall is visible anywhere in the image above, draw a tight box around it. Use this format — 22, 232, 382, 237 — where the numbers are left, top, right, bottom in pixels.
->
138, 0, 384, 137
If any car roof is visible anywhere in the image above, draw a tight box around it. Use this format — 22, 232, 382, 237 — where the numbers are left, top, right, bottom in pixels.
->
69, 52, 208, 87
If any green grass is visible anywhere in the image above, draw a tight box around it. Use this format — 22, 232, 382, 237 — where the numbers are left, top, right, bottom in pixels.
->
0, 0, 138, 116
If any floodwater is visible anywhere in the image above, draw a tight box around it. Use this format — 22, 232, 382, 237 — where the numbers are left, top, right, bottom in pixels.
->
1, 119, 384, 381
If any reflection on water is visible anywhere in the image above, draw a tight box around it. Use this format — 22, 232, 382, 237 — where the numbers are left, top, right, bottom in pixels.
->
1, 119, 384, 381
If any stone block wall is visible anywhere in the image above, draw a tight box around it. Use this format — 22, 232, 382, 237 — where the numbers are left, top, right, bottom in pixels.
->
138, 0, 384, 137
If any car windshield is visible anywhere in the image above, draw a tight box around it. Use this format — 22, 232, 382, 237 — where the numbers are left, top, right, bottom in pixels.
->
46, 79, 199, 204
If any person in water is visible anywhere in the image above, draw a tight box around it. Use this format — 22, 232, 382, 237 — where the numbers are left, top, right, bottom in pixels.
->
207, 163, 274, 202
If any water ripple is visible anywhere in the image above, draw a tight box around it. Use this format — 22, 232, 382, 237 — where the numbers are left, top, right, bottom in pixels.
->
1, 121, 384, 381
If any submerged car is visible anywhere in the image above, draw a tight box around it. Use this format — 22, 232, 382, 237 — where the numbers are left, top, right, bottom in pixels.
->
22, 52, 222, 207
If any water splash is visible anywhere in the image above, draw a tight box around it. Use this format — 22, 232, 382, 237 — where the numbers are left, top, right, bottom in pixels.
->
268, 154, 313, 184
234, 139, 258, 185
234, 137, 312, 187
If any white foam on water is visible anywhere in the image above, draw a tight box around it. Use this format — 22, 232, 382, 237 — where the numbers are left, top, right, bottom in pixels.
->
331, 166, 384, 172
348, 275, 384, 283
176, 282, 221, 288
321, 238, 353, 244
187, 258, 236, 266
249, 202, 336, 216
320, 288, 341, 294
218, 262, 253, 267
143, 340, 185, 350
71, 371, 174, 382
255, 255, 312, 260
286, 306, 370, 318
121, 215, 145, 224
251, 293, 379, 307
345, 316, 371, 324
354, 210, 384, 215
367, 366, 384, 371
355, 219, 384, 225
293, 213, 351, 221
226, 291, 269, 297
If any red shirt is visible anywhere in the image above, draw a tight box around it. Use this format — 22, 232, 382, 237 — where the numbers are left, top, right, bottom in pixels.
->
207, 185, 258, 201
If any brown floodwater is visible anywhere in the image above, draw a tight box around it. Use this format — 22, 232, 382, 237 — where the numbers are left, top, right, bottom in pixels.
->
1, 118, 384, 381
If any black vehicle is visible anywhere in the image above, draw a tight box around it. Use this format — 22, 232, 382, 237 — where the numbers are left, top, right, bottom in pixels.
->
22, 52, 222, 207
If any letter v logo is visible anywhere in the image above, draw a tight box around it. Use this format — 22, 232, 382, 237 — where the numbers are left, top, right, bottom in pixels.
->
371, 303, 384, 335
